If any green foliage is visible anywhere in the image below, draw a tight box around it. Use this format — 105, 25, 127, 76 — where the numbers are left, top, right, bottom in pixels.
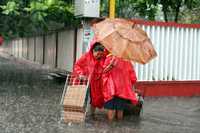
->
0, 0, 79, 39
179, 0, 200, 23
100, 0, 200, 23
155, 0, 199, 22
100, 0, 158, 20
0, 1, 20, 15
1, 0, 200, 39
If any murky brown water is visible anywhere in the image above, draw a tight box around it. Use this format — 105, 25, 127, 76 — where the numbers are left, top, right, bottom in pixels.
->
0, 55, 200, 133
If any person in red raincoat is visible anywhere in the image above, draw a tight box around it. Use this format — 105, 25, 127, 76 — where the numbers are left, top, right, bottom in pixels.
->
102, 54, 138, 121
73, 38, 106, 116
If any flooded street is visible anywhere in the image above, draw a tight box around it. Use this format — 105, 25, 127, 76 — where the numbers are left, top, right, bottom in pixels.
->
0, 55, 200, 133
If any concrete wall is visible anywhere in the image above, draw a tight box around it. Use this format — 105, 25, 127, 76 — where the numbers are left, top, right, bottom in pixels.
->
22, 38, 28, 59
13, 40, 18, 57
1, 28, 82, 72
35, 36, 44, 64
18, 39, 23, 58
44, 33, 57, 68
76, 28, 83, 60
28, 37, 35, 61
57, 30, 75, 71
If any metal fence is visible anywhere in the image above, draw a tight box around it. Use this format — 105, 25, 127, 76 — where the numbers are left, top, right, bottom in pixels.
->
134, 21, 200, 81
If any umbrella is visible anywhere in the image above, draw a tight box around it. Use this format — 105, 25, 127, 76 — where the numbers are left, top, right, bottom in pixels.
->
92, 18, 157, 64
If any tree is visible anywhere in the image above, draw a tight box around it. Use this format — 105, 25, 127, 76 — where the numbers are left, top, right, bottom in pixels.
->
101, 0, 158, 20
156, 0, 198, 22
1, 0, 200, 39
0, 0, 79, 39
179, 0, 200, 23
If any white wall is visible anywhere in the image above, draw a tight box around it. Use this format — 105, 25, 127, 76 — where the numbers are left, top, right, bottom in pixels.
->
76, 28, 84, 60
35, 36, 44, 64
22, 38, 28, 59
18, 39, 23, 58
44, 33, 56, 68
28, 37, 35, 61
135, 25, 200, 81
57, 30, 75, 71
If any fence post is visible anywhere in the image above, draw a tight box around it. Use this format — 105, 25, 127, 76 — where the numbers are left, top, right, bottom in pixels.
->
73, 28, 78, 64
43, 35, 45, 65
55, 32, 58, 68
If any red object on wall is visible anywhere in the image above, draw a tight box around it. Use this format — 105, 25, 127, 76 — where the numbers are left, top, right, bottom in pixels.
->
135, 81, 200, 97
0, 36, 3, 46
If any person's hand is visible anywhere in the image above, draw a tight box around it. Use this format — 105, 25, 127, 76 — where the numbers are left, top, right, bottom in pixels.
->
103, 64, 114, 73
103, 57, 116, 73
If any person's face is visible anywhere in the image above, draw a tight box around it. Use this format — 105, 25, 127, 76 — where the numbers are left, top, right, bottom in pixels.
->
93, 51, 104, 60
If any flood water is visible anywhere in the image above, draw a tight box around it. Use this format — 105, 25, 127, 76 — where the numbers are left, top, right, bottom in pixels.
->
0, 55, 200, 133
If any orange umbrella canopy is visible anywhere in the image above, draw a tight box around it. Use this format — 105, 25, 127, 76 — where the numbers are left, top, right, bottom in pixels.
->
92, 18, 157, 64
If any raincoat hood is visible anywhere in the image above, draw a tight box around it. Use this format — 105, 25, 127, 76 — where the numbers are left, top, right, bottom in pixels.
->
88, 37, 98, 52
73, 37, 98, 77
72, 37, 105, 108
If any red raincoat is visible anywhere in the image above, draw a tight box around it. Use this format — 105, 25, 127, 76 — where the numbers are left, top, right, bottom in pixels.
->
102, 55, 138, 105
73, 38, 105, 108
0, 36, 3, 46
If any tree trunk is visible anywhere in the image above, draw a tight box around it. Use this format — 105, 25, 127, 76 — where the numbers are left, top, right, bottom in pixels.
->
161, 0, 169, 22
174, 0, 182, 22
163, 8, 168, 22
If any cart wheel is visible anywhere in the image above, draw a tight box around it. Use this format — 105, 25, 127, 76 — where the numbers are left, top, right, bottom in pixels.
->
124, 99, 143, 116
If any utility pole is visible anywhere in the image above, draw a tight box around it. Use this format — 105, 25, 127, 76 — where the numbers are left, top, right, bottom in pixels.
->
109, 0, 116, 18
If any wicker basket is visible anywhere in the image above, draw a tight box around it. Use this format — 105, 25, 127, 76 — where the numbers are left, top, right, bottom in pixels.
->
63, 85, 88, 111
60, 74, 89, 123
63, 111, 86, 123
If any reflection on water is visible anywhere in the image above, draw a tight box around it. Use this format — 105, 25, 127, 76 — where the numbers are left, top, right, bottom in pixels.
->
0, 56, 200, 133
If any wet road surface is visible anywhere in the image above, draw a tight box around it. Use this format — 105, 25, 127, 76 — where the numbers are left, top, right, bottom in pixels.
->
0, 55, 200, 133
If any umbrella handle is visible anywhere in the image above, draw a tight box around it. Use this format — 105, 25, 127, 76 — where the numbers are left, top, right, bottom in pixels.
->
103, 56, 117, 73
110, 56, 117, 66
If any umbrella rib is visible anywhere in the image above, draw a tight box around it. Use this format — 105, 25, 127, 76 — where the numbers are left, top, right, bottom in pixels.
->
116, 31, 149, 44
